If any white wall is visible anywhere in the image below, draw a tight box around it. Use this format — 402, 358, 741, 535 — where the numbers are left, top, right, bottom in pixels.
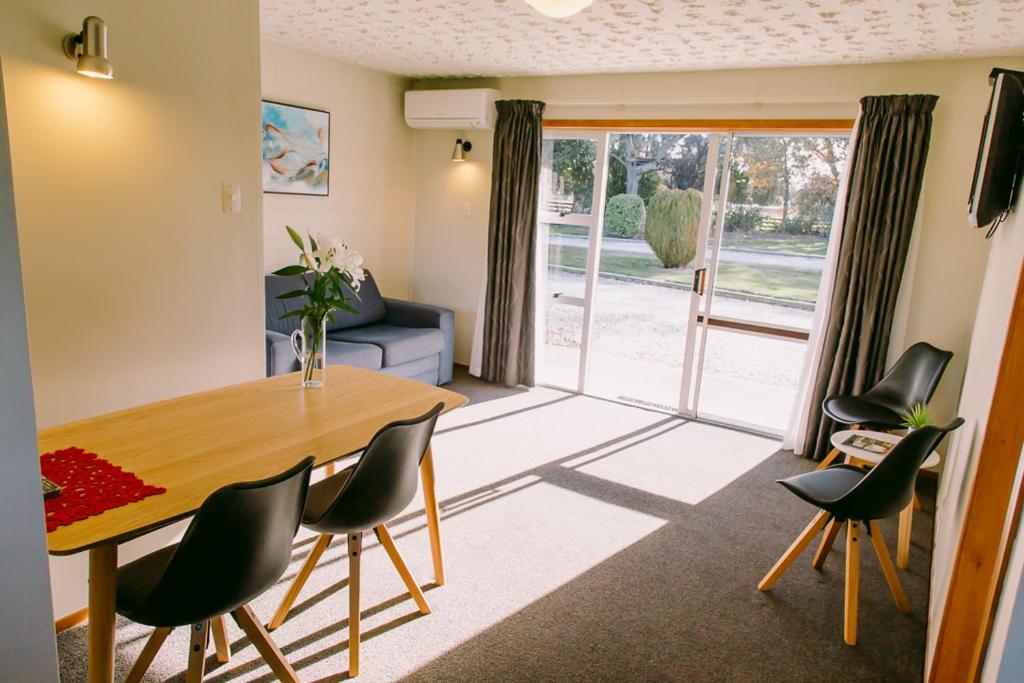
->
261, 42, 415, 297
928, 203, 1024, 670
412, 131, 493, 362
0, 62, 60, 683
408, 57, 1024, 429
0, 0, 264, 619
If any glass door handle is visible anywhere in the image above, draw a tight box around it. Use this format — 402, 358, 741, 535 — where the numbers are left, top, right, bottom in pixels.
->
692, 268, 707, 295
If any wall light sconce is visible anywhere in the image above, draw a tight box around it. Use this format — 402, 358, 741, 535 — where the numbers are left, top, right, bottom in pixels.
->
62, 16, 113, 79
451, 139, 472, 162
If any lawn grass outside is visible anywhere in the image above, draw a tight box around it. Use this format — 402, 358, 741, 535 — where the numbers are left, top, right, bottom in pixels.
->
550, 244, 821, 304
552, 224, 828, 258
720, 232, 828, 257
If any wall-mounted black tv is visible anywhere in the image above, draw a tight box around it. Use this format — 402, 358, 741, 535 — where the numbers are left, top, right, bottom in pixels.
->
968, 68, 1024, 236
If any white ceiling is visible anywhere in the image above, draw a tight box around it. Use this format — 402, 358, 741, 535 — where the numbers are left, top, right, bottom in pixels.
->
260, 0, 1024, 79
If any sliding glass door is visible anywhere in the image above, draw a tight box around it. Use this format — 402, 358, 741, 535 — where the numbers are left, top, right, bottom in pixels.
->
536, 133, 607, 391
689, 134, 849, 432
537, 127, 850, 435
585, 133, 720, 410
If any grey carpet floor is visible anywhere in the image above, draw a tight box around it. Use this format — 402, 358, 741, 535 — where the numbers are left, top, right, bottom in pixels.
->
57, 368, 933, 682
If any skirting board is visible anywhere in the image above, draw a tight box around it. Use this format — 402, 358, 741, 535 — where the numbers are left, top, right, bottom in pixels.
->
55, 607, 88, 633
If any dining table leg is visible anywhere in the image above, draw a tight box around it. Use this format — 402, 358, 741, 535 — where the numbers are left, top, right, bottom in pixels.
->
420, 443, 445, 586
88, 543, 118, 683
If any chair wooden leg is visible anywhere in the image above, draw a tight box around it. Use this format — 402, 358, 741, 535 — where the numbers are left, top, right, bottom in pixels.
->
759, 510, 831, 591
211, 615, 231, 664
375, 524, 431, 614
816, 447, 842, 470
186, 621, 210, 683
913, 492, 922, 511
844, 521, 861, 646
268, 532, 333, 631
897, 502, 913, 569
421, 444, 445, 586
812, 518, 843, 570
231, 604, 299, 683
348, 532, 362, 678
868, 520, 910, 613
124, 627, 172, 683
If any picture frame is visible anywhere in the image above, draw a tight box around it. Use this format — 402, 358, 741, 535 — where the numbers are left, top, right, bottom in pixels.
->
261, 99, 330, 196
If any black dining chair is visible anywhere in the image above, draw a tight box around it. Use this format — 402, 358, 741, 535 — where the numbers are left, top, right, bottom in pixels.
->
268, 403, 444, 678
817, 341, 953, 469
758, 418, 963, 646
116, 456, 315, 683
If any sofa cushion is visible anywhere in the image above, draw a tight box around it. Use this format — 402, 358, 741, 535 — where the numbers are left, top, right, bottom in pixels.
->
327, 271, 386, 331
380, 354, 440, 384
327, 325, 444, 367
264, 271, 386, 336
325, 340, 382, 370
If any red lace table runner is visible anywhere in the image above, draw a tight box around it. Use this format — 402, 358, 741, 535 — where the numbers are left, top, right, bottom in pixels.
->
40, 447, 166, 533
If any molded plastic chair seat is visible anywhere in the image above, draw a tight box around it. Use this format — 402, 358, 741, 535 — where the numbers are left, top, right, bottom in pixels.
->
116, 545, 178, 626
778, 465, 867, 512
822, 396, 904, 429
303, 465, 354, 526
113, 457, 314, 683
816, 341, 953, 470
759, 419, 963, 647
269, 403, 445, 678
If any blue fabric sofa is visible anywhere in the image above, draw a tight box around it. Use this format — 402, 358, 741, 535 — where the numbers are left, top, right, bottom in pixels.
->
265, 272, 454, 385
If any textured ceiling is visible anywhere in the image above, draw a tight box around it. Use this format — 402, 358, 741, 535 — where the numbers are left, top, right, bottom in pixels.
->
260, 0, 1024, 78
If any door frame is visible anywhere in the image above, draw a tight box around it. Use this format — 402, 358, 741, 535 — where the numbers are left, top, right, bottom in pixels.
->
537, 131, 609, 393
537, 120, 854, 436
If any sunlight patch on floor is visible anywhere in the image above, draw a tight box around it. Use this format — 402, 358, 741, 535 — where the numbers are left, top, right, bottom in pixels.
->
562, 421, 780, 504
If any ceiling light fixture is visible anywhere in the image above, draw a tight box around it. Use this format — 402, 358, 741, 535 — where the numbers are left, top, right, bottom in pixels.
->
452, 139, 472, 162
62, 16, 113, 79
524, 0, 592, 19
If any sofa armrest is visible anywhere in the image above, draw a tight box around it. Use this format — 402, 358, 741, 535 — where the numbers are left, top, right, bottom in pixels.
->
383, 298, 455, 385
266, 330, 299, 377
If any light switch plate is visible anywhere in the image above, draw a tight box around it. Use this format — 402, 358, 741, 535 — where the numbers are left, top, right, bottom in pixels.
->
221, 182, 241, 215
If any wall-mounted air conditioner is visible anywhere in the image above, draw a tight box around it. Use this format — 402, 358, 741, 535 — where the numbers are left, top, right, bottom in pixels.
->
404, 88, 501, 130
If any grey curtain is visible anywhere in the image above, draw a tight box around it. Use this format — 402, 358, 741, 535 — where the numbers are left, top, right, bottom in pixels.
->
481, 99, 546, 387
804, 94, 939, 460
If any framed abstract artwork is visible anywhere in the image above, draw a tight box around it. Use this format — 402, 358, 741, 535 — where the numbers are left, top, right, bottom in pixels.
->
261, 100, 330, 196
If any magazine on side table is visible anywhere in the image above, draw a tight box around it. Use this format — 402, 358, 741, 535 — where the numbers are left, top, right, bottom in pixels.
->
842, 434, 896, 455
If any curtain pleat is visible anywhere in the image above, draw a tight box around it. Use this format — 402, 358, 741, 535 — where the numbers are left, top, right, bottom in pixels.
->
481, 100, 546, 386
803, 94, 939, 460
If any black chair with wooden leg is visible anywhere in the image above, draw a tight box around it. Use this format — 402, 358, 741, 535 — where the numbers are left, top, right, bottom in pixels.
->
268, 403, 444, 678
115, 456, 315, 683
816, 341, 953, 470
758, 418, 963, 646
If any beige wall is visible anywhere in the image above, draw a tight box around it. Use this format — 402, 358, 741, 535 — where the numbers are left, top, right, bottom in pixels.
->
409, 56, 1024, 424
261, 43, 415, 297
927, 205, 1024, 672
0, 0, 264, 617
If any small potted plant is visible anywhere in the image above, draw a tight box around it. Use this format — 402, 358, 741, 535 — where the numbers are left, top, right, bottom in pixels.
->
272, 226, 364, 387
901, 403, 933, 432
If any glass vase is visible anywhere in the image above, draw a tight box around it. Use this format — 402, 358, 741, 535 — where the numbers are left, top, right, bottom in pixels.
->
290, 315, 327, 387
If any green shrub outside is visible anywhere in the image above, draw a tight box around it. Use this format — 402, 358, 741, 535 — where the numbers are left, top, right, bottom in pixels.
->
644, 188, 702, 268
603, 194, 646, 238
724, 207, 763, 233
779, 216, 817, 235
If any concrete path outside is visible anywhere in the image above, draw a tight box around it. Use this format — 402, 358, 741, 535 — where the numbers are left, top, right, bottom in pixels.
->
548, 233, 825, 272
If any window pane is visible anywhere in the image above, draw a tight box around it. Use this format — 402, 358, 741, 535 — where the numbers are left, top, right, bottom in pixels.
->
540, 139, 597, 216
714, 135, 849, 329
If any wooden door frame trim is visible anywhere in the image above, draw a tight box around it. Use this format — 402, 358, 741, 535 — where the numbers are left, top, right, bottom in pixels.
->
928, 260, 1024, 682
542, 118, 855, 133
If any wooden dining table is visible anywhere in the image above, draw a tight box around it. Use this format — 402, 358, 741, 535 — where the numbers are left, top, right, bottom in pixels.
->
41, 365, 468, 683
